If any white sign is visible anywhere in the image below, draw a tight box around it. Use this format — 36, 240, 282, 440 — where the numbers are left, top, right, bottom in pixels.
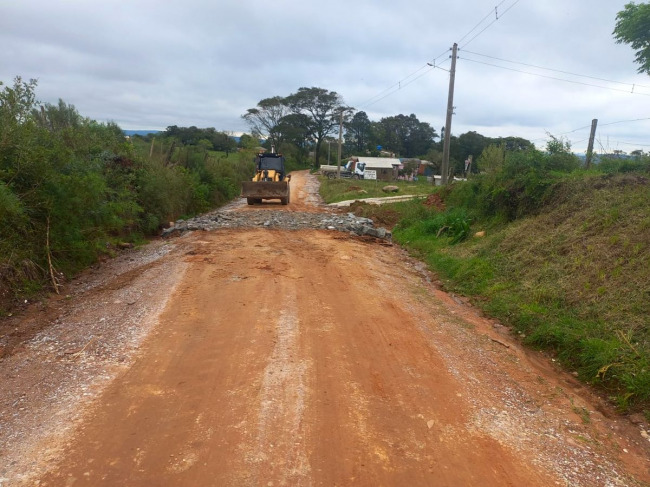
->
364, 170, 377, 180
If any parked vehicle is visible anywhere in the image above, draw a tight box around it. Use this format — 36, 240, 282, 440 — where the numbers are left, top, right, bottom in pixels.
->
320, 160, 366, 179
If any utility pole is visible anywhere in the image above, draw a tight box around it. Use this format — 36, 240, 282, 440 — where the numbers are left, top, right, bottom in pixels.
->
585, 118, 598, 168
336, 110, 343, 178
441, 43, 458, 185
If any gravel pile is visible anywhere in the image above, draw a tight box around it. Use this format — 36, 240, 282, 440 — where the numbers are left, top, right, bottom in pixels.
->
161, 210, 392, 241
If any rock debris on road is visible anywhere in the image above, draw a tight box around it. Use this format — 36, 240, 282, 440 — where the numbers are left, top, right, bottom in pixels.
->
162, 210, 392, 241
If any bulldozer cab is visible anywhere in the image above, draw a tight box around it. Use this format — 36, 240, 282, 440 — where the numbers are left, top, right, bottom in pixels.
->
255, 153, 286, 181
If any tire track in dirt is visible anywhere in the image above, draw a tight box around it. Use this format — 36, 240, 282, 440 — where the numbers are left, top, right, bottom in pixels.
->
248, 302, 312, 486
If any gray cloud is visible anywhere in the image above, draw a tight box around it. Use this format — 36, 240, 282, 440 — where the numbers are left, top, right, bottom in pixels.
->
1, 0, 648, 153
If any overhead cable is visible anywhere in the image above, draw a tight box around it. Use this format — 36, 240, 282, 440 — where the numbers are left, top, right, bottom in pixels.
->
461, 50, 650, 91
601, 117, 650, 127
354, 0, 522, 110
460, 0, 522, 49
457, 0, 508, 45
360, 66, 442, 109
357, 63, 430, 108
460, 57, 650, 97
532, 118, 650, 146
609, 140, 650, 147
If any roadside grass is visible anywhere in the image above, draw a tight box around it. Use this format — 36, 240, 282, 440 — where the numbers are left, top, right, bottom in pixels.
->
324, 173, 650, 412
318, 176, 434, 203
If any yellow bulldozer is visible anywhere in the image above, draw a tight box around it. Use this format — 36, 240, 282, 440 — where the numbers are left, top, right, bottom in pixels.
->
241, 150, 291, 205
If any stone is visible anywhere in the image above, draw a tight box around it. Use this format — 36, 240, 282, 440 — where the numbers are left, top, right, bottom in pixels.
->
365, 227, 387, 239
382, 185, 399, 193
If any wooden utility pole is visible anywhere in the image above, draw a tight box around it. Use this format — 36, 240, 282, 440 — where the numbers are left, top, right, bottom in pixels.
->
441, 43, 458, 185
585, 119, 598, 168
337, 110, 343, 178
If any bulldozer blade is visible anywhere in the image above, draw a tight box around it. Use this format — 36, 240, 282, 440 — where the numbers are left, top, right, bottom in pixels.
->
241, 181, 290, 200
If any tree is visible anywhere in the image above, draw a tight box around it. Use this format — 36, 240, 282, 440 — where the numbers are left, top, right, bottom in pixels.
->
545, 134, 580, 172
276, 113, 312, 165
242, 96, 289, 148
285, 87, 350, 167
496, 136, 533, 152
451, 131, 490, 174
423, 148, 443, 174
477, 144, 506, 174
211, 132, 237, 155
276, 113, 312, 151
0, 77, 41, 190
0, 76, 37, 126
404, 116, 437, 157
614, 2, 650, 75
400, 160, 420, 179
164, 125, 203, 145
373, 114, 437, 158
238, 133, 258, 150
345, 111, 372, 154
32, 99, 83, 132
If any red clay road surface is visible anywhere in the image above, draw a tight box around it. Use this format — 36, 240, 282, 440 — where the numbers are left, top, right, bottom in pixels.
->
2, 171, 649, 486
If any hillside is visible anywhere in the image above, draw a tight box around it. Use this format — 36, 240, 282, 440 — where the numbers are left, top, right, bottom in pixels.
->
330, 166, 650, 413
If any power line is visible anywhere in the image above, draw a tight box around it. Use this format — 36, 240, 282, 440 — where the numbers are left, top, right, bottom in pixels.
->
609, 140, 650, 147
354, 0, 523, 110
357, 63, 430, 108
361, 65, 445, 109
531, 118, 650, 150
431, 48, 452, 66
560, 124, 593, 135
460, 57, 650, 97
356, 48, 455, 110
532, 118, 650, 147
601, 117, 650, 127
457, 0, 508, 45
553, 118, 650, 137
460, 0, 522, 49
461, 50, 650, 91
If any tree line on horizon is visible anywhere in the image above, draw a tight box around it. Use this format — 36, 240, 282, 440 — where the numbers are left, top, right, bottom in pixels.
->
241, 86, 541, 175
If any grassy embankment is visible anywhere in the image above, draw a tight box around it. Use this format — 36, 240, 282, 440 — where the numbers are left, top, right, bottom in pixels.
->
319, 161, 650, 414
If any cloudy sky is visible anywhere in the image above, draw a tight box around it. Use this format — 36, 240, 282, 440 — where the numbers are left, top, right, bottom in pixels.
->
2, 0, 649, 153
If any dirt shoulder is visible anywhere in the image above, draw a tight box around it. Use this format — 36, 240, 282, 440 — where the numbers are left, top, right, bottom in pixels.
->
1, 171, 649, 486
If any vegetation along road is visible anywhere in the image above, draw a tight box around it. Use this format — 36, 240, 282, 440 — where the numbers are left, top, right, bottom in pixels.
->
1, 172, 649, 486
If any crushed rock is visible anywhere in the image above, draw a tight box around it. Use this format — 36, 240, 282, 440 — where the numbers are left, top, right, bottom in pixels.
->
162, 210, 392, 241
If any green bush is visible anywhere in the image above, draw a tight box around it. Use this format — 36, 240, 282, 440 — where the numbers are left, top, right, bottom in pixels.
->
0, 77, 255, 301
598, 156, 650, 174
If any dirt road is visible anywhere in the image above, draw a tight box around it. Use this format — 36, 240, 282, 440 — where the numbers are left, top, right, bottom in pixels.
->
1, 171, 649, 486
